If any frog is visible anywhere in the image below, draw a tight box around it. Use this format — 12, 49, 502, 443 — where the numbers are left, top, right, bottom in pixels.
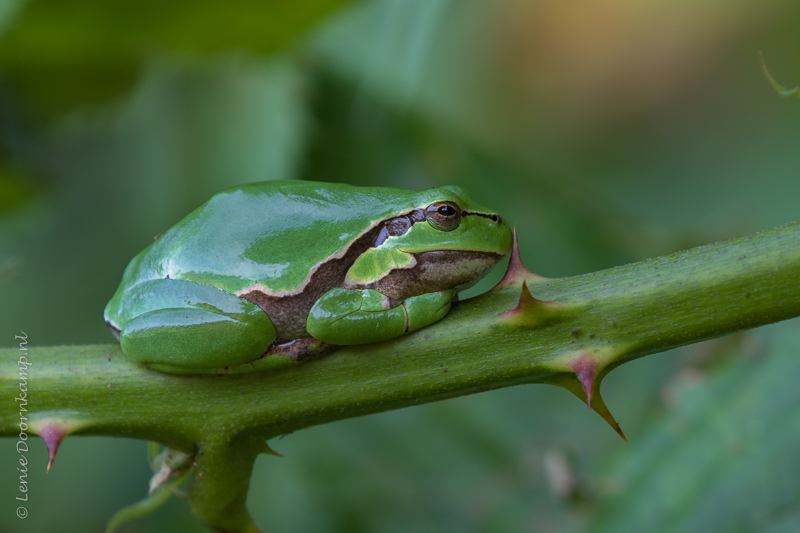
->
104, 180, 513, 374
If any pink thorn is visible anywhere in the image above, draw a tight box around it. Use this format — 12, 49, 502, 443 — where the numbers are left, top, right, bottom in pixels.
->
501, 280, 534, 319
494, 228, 547, 289
497, 228, 525, 285
39, 424, 68, 473
571, 356, 598, 410
499, 280, 563, 324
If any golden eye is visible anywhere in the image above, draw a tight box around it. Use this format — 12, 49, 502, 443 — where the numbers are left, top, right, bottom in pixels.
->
425, 201, 461, 232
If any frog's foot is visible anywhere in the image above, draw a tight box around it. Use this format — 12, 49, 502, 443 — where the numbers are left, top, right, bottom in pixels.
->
105, 279, 276, 374
306, 288, 456, 345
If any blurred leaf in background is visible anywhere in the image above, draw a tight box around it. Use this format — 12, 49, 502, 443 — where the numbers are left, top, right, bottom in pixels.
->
593, 322, 800, 533
0, 162, 39, 215
1, 0, 800, 531
0, 0, 348, 117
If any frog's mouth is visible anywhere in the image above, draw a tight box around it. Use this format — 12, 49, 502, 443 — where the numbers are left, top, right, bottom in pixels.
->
369, 250, 504, 301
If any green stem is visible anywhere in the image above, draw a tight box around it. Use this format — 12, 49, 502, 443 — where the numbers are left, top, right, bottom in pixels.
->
2, 221, 800, 532
189, 437, 263, 533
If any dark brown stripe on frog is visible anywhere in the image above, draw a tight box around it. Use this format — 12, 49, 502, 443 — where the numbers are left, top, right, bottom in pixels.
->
240, 209, 502, 343
463, 210, 503, 223
373, 209, 425, 247
240, 209, 420, 343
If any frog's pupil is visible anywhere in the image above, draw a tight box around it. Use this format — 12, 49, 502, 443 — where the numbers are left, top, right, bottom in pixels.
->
438, 206, 456, 216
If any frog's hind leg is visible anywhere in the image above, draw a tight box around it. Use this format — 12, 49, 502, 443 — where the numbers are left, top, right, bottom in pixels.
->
106, 279, 276, 374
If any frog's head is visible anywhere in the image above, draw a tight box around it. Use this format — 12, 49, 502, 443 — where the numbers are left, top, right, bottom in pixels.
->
344, 185, 513, 301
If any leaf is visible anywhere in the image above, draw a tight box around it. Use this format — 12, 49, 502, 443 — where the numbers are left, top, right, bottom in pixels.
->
0, 161, 41, 215
760, 52, 800, 98
105, 482, 179, 533
591, 321, 800, 533
0, 0, 351, 117
0, 0, 24, 37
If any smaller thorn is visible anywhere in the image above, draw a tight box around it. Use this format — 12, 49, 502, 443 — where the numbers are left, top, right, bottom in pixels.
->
39, 424, 68, 473
498, 281, 563, 326
499, 280, 533, 321
512, 280, 536, 312
261, 442, 283, 458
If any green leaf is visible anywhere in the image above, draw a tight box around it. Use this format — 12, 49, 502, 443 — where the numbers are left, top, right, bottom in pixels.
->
105, 485, 175, 533
0, 0, 24, 37
0, 0, 351, 116
0, 161, 40, 215
592, 321, 800, 533
760, 52, 800, 98
105, 471, 191, 533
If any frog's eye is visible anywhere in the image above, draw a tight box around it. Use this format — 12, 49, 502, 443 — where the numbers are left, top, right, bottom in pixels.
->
425, 201, 462, 232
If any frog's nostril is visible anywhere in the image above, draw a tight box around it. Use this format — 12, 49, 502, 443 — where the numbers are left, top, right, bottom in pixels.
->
490, 214, 501, 223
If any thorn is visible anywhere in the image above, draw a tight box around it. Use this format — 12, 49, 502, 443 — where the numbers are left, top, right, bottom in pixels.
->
498, 281, 564, 327
504, 280, 536, 316
493, 228, 547, 289
261, 442, 283, 458
39, 424, 68, 473
31, 417, 87, 474
592, 394, 628, 442
571, 356, 597, 411
546, 353, 628, 442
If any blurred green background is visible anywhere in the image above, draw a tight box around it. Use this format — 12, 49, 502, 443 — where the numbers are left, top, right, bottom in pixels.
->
1, 0, 800, 531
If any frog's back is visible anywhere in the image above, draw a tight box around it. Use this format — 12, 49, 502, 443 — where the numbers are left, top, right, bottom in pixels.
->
122, 180, 431, 296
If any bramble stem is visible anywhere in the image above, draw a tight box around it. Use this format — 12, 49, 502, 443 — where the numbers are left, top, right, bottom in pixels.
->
2, 221, 800, 532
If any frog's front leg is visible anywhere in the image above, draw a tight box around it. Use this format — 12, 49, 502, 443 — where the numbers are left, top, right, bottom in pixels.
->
306, 288, 456, 346
106, 279, 276, 374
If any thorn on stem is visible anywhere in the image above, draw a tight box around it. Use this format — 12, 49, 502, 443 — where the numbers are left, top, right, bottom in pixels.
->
39, 424, 68, 473
570, 353, 626, 441
571, 356, 597, 411
498, 281, 564, 327
494, 228, 547, 289
261, 442, 283, 458
503, 280, 535, 316
546, 353, 628, 442
592, 395, 628, 443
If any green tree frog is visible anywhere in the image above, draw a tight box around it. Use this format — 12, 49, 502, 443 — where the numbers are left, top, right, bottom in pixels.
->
104, 181, 512, 374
